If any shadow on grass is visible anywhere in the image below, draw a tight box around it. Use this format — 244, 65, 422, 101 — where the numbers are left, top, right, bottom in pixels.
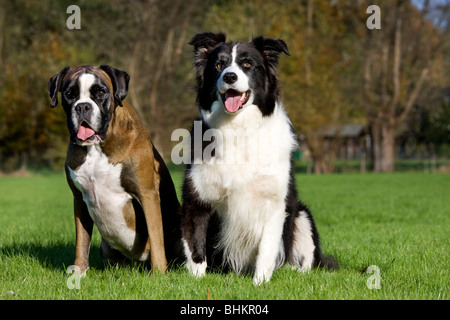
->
1, 241, 104, 271
1, 240, 186, 274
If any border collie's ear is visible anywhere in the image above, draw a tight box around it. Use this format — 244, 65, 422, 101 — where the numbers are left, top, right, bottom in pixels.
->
100, 65, 130, 107
251, 36, 290, 66
189, 32, 226, 54
48, 66, 71, 108
189, 32, 226, 85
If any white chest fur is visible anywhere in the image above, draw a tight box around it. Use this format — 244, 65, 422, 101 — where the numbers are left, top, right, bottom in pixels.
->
193, 103, 296, 204
68, 145, 138, 257
190, 103, 296, 273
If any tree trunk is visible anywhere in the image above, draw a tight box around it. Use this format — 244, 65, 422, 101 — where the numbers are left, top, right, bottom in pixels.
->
307, 135, 338, 174
362, 1, 435, 173
372, 120, 395, 172
0, 7, 4, 70
304, 0, 335, 174
313, 158, 335, 174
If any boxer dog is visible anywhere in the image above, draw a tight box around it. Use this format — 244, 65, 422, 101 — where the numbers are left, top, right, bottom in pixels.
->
48, 65, 181, 273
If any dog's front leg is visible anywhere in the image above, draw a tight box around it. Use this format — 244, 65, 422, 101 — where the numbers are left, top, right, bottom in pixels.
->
181, 200, 212, 278
73, 195, 93, 273
253, 207, 286, 285
140, 190, 168, 274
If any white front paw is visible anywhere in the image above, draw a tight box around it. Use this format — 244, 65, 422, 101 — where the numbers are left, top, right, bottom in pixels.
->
187, 260, 207, 278
182, 239, 207, 278
253, 270, 272, 286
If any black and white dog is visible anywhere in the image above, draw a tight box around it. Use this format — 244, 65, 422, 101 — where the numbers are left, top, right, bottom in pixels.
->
181, 32, 336, 285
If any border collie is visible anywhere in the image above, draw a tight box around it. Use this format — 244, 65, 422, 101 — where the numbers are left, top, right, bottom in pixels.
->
181, 32, 336, 285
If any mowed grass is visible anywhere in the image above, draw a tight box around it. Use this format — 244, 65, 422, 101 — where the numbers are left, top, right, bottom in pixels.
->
0, 167, 448, 300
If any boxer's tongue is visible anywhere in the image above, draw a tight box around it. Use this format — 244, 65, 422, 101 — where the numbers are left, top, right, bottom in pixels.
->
224, 90, 246, 113
77, 124, 95, 141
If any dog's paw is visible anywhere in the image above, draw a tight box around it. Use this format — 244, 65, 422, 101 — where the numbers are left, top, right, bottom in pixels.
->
186, 260, 207, 278
69, 264, 89, 277
291, 263, 312, 273
182, 239, 207, 278
253, 270, 272, 286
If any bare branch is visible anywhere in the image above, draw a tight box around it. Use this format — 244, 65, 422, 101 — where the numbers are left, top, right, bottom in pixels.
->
396, 66, 429, 126
390, 5, 402, 113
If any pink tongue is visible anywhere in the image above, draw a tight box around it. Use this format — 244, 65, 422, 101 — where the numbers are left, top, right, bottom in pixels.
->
224, 92, 243, 113
77, 125, 95, 141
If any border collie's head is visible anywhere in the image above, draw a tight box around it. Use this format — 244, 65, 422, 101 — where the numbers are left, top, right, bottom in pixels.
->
189, 32, 289, 117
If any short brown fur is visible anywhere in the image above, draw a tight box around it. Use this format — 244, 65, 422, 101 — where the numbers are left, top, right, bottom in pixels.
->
50, 65, 182, 274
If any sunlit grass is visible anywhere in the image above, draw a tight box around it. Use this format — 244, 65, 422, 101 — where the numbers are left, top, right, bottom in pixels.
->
0, 169, 448, 299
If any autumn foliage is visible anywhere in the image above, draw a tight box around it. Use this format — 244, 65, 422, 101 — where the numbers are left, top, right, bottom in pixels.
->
0, 0, 448, 172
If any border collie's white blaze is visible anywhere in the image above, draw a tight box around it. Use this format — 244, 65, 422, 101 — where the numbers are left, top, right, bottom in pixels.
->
182, 32, 337, 285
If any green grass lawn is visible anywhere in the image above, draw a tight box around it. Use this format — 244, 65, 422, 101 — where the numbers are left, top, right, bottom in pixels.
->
0, 167, 448, 300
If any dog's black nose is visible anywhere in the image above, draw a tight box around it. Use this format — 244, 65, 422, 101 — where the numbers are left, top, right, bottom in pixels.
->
223, 72, 238, 84
75, 102, 92, 115
75, 102, 92, 118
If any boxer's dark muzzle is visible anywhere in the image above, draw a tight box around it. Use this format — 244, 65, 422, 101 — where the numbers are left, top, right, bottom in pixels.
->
71, 102, 101, 144
75, 102, 93, 120
70, 103, 108, 144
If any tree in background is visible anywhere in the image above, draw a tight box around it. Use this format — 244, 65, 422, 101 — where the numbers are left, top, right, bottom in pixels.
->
362, 0, 450, 172
0, 0, 449, 172
0, 1, 88, 170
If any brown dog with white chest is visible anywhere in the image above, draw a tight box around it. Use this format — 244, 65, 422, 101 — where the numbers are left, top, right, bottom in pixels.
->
48, 65, 181, 273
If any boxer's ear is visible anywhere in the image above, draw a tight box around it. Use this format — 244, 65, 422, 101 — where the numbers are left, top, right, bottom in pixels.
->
100, 65, 130, 107
48, 66, 71, 108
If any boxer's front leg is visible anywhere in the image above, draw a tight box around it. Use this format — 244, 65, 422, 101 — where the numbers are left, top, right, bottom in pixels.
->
140, 189, 168, 274
73, 195, 93, 273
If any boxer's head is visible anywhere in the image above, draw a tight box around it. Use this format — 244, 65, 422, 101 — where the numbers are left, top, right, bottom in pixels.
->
48, 65, 130, 146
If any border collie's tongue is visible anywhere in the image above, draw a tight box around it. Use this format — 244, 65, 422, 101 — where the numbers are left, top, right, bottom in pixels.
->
224, 90, 246, 113
77, 124, 95, 141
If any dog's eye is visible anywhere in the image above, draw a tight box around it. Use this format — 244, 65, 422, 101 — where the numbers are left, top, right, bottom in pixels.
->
242, 62, 252, 68
65, 89, 76, 100
96, 90, 107, 99
216, 63, 223, 70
